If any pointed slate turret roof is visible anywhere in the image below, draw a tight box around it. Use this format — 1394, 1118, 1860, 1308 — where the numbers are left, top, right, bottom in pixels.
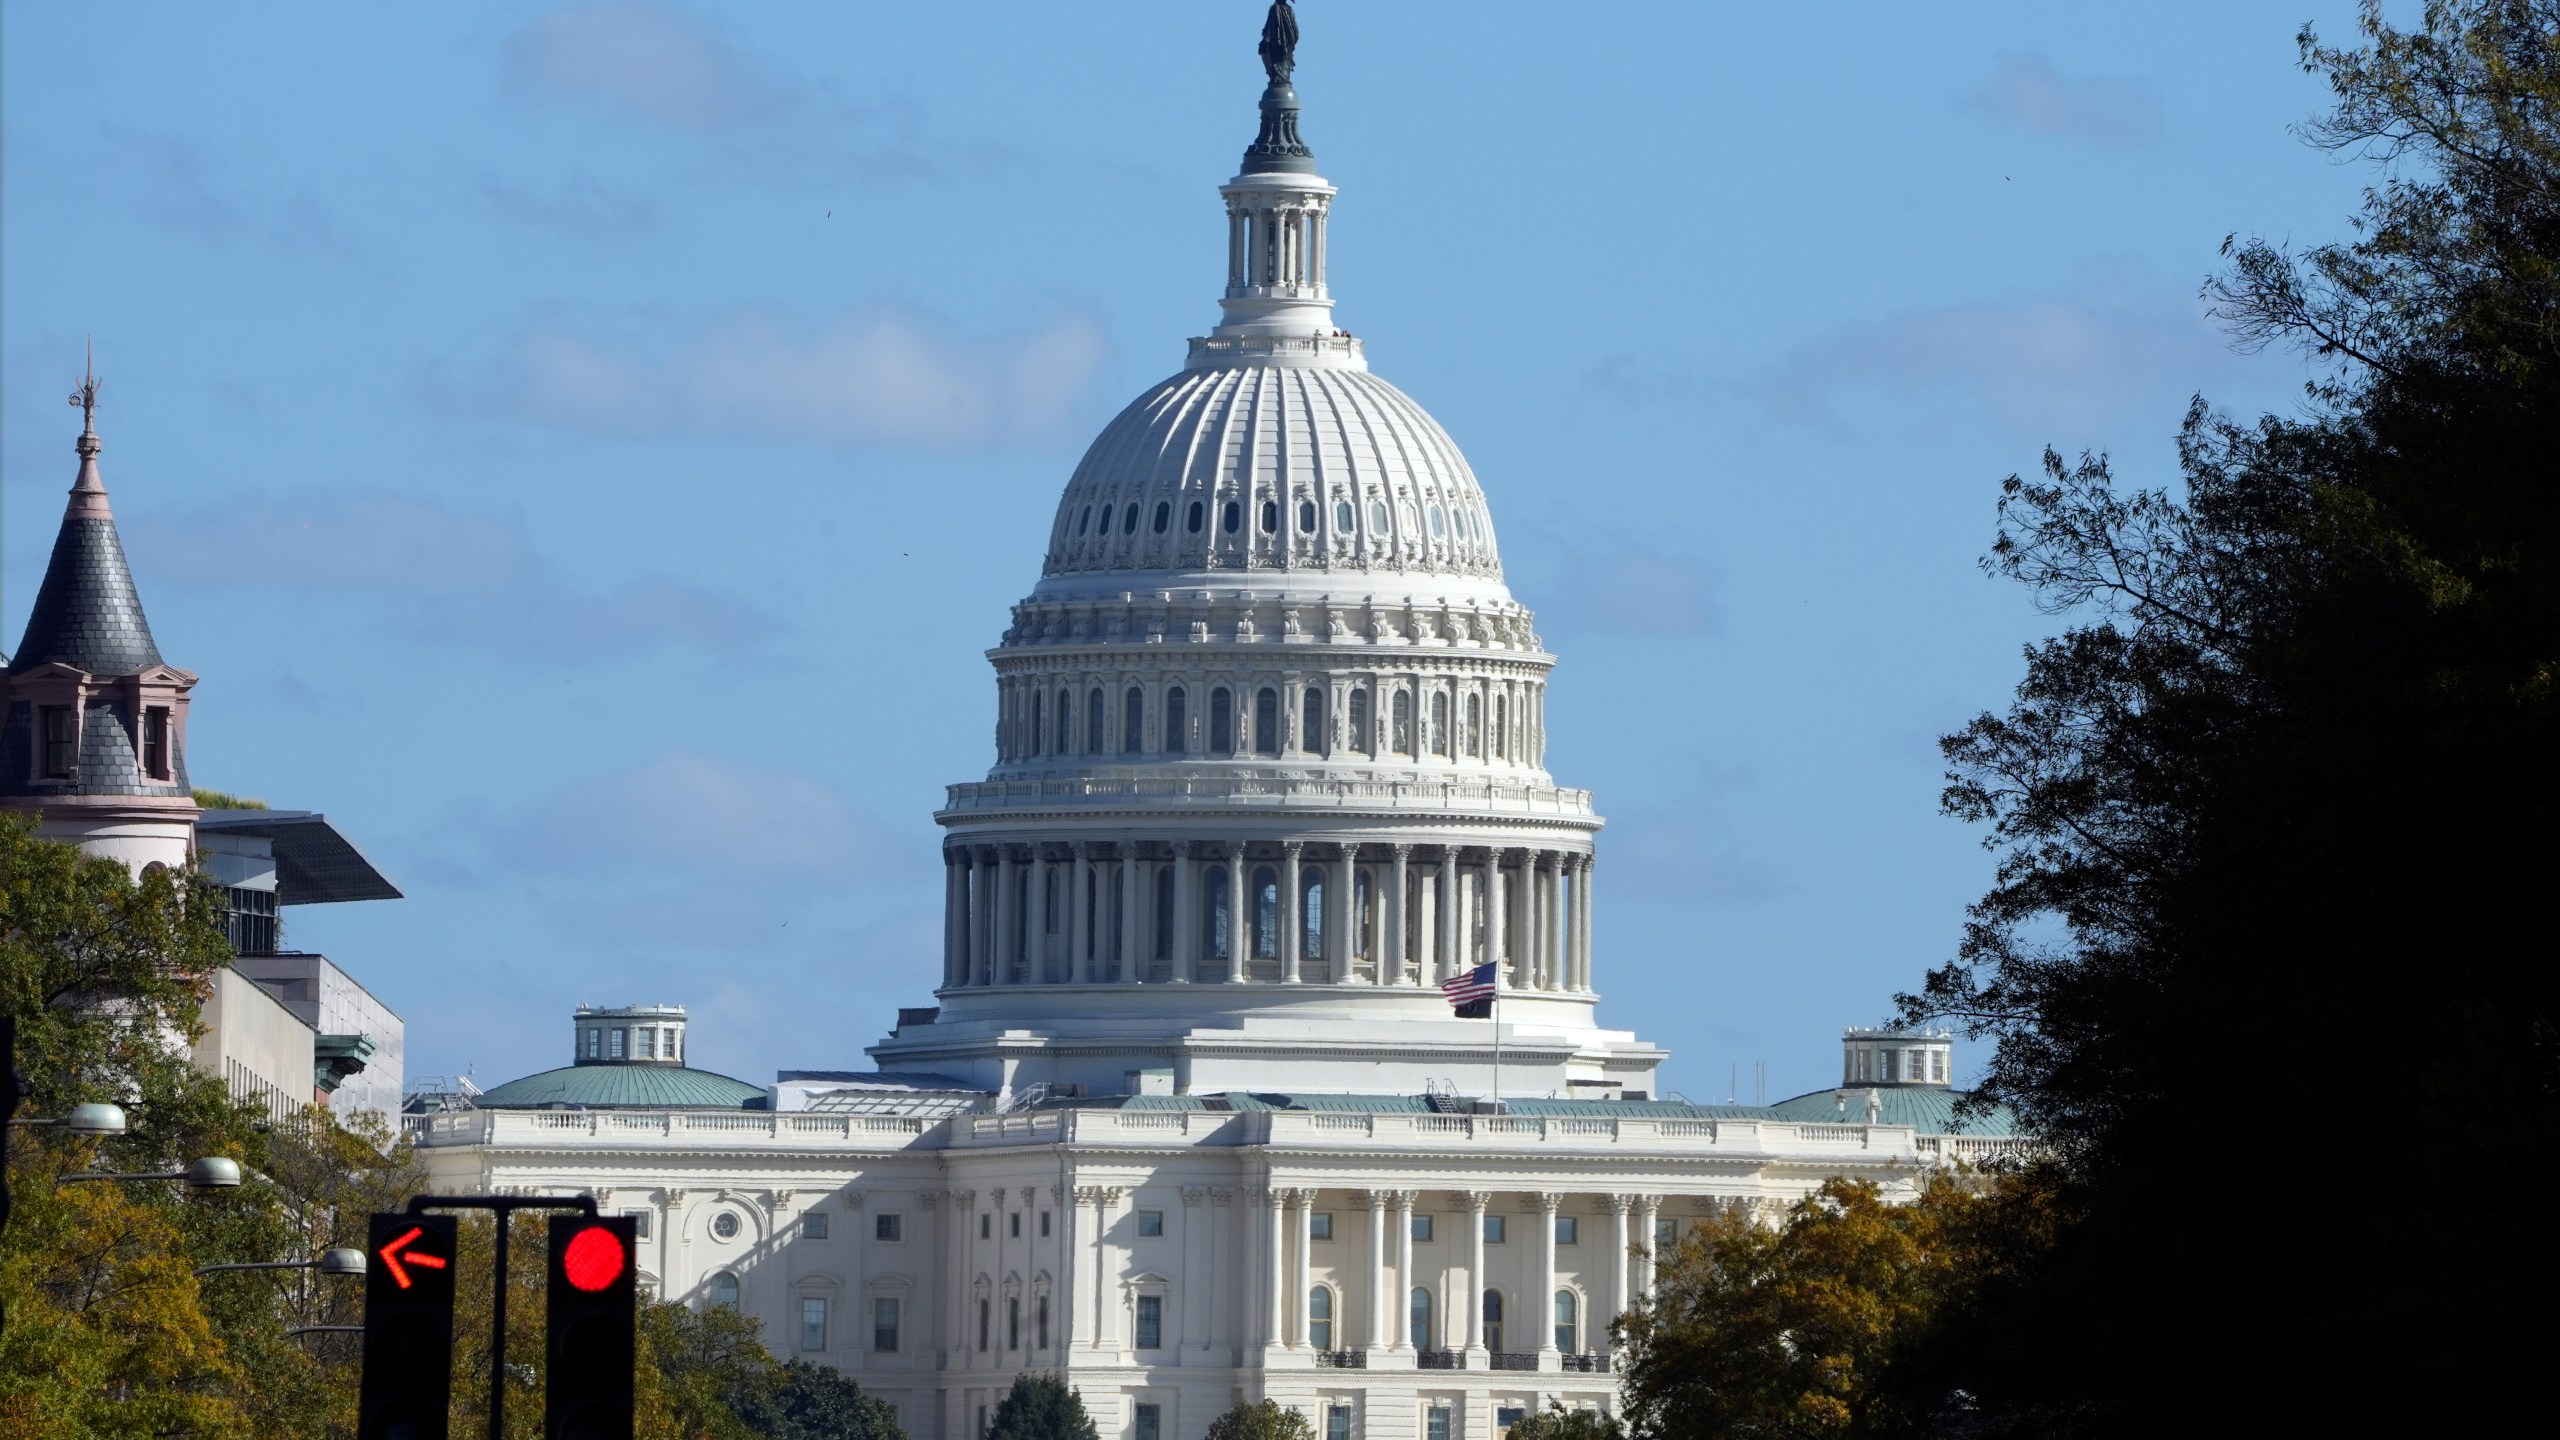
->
10, 362, 163, 678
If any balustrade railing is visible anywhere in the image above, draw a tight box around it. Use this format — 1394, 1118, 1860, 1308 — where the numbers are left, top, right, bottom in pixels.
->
1416, 1349, 1466, 1370
1489, 1352, 1540, 1371
1315, 1349, 1366, 1369
1560, 1352, 1613, 1373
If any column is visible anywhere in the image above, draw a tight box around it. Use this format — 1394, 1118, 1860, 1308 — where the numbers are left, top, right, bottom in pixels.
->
1485, 850, 1508, 984
1523, 851, 1544, 989
1225, 844, 1249, 982
996, 849, 1022, 985
1118, 845, 1142, 984
1025, 849, 1050, 982
951, 1189, 976, 1359
1536, 1193, 1561, 1359
1171, 841, 1198, 983
1577, 856, 1596, 992
1086, 1187, 1117, 1350
1070, 843, 1093, 983
1464, 1191, 1491, 1354
1279, 842, 1304, 983
1181, 1187, 1207, 1348
1365, 1189, 1389, 1350
1328, 844, 1355, 982
970, 850, 993, 985
1635, 1196, 1660, 1306
1386, 844, 1412, 985
1548, 856, 1568, 992
1209, 1188, 1234, 1354
1434, 848, 1459, 981
1606, 1195, 1632, 1348
943, 852, 965, 987
1292, 1189, 1314, 1348
1393, 1191, 1417, 1350
1263, 1187, 1287, 1349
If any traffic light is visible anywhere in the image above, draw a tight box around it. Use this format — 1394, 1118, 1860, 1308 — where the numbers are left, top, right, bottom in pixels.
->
359, 1212, 458, 1440
545, 1214, 638, 1440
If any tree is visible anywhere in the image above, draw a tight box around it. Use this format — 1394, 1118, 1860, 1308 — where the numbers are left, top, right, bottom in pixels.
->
1902, 1, 2560, 1431
1500, 1404, 1625, 1440
728, 1360, 906, 1440
1203, 1399, 1315, 1440
984, 1375, 1097, 1440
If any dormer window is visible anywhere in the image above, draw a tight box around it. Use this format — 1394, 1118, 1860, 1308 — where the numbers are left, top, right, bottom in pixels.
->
143, 707, 172, 780
39, 707, 74, 779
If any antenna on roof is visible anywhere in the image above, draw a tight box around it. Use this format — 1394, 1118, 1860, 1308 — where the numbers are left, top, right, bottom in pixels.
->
69, 337, 100, 433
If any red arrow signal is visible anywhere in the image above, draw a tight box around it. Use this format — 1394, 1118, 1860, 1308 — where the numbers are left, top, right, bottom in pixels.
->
379, 1224, 450, 1289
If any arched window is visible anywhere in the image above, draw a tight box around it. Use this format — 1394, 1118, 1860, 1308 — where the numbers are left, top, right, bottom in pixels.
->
1348, 689, 1371, 752
1301, 871, 1324, 961
1056, 688, 1073, 754
1204, 866, 1232, 960
1088, 687, 1106, 753
1165, 687, 1188, 755
1223, 500, 1242, 534
1077, 505, 1092, 535
1554, 1290, 1578, 1353
1187, 500, 1205, 533
1428, 504, 1447, 538
1124, 687, 1145, 754
1392, 690, 1414, 755
1493, 693, 1507, 759
1030, 691, 1045, 755
1154, 868, 1175, 967
1210, 688, 1234, 753
1308, 1286, 1334, 1350
1430, 692, 1451, 757
1409, 1287, 1433, 1349
1261, 499, 1280, 533
1252, 866, 1280, 959
1371, 500, 1390, 533
1152, 501, 1171, 534
1481, 1290, 1504, 1352
1298, 499, 1317, 533
1465, 693, 1482, 757
1255, 688, 1280, 757
1301, 687, 1325, 756
1335, 500, 1354, 532
1123, 503, 1141, 535
709, 1272, 741, 1309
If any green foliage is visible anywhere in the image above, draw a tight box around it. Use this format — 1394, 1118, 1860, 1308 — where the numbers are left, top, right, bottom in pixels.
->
1899, 1, 2560, 1431
728, 1360, 907, 1440
984, 1374, 1097, 1440
1203, 1399, 1316, 1440
1501, 1404, 1625, 1440
189, 789, 267, 810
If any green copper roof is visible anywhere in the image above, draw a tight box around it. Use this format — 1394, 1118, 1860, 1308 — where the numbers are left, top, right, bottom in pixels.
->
1765, 1087, 2018, 1136
474, 1063, 765, 1110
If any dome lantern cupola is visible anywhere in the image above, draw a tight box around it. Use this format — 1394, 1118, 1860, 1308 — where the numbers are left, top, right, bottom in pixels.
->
1203, 0, 1350, 357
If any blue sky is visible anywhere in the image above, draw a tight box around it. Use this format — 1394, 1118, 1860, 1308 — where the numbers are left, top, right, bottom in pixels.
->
3, 2, 2367, 1102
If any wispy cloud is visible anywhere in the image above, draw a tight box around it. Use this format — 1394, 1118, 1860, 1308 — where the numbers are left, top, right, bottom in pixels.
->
1601, 805, 1791, 906
427, 304, 1110, 451
1961, 53, 2162, 148
493, 750, 896, 885
1534, 537, 1722, 638
470, 173, 659, 237
46, 126, 355, 254
502, 0, 787, 132
123, 491, 772, 662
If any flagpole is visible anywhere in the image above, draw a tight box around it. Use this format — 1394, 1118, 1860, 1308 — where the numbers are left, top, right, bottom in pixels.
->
1491, 978, 1502, 1106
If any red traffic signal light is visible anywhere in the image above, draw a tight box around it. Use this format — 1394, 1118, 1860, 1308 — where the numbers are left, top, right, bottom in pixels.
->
546, 1215, 638, 1440
360, 1212, 458, 1440
379, 1224, 452, 1289
560, 1224, 626, 1292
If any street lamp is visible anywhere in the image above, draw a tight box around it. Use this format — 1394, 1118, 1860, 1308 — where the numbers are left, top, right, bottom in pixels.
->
7, 1101, 129, 1136
64, 1155, 243, 1191
197, 1246, 366, 1278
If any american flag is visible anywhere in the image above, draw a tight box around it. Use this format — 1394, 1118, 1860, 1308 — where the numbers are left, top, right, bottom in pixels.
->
1440, 961, 1499, 1013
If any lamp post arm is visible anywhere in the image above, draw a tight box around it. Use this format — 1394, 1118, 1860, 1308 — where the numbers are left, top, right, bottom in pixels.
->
62, 1170, 185, 1184
195, 1259, 315, 1276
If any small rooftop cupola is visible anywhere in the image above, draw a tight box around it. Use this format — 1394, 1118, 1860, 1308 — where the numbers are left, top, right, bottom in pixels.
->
1842, 1026, 1953, 1088
2, 350, 200, 872
574, 1004, 690, 1067
1197, 0, 1358, 365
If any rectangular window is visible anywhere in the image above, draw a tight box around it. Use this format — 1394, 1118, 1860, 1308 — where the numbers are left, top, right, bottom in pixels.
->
1411, 1214, 1434, 1243
610, 1029, 625, 1059
39, 707, 74, 779
1137, 1210, 1164, 1237
802, 1212, 829, 1240
1135, 1404, 1162, 1440
800, 1297, 827, 1352
1654, 1218, 1677, 1247
621, 1209, 651, 1240
1483, 1215, 1507, 1244
1037, 1295, 1051, 1349
876, 1213, 902, 1242
1555, 1216, 1578, 1245
1008, 1297, 1021, 1349
142, 707, 170, 779
1135, 1294, 1163, 1349
873, 1297, 900, 1352
1310, 1212, 1334, 1241
1496, 1408, 1526, 1432
978, 1406, 988, 1439
1010, 1212, 1022, 1239
981, 1214, 992, 1240
1326, 1406, 1351, 1440
1426, 1408, 1451, 1440
1039, 1211, 1051, 1238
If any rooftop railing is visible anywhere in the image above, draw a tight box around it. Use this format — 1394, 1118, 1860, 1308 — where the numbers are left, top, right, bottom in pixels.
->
940, 773, 1595, 818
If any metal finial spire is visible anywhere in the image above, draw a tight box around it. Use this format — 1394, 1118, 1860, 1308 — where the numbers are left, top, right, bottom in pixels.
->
69, 338, 101, 438
1243, 0, 1314, 172
1258, 0, 1299, 82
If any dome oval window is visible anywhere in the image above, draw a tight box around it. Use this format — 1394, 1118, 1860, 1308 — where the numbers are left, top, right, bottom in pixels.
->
1187, 501, 1205, 534
1297, 500, 1316, 532
1371, 501, 1390, 532
1078, 506, 1092, 536
1261, 500, 1280, 533
1123, 503, 1141, 535
1335, 501, 1355, 532
1428, 505, 1446, 538
1456, 509, 1472, 542
1153, 502, 1171, 534
1222, 501, 1242, 534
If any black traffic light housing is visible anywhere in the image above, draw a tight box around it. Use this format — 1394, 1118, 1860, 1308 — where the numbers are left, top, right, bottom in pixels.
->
359, 1212, 459, 1440
545, 1214, 639, 1440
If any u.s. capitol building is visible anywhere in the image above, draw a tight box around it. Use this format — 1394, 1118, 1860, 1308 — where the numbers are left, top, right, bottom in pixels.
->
414, 10, 2015, 1438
